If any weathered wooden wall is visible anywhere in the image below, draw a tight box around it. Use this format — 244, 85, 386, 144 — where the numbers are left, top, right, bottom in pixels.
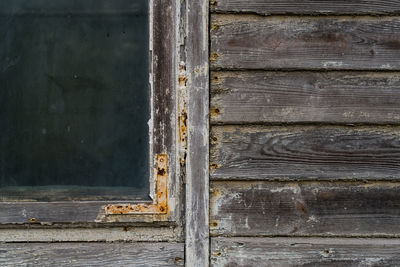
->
210, 1, 400, 266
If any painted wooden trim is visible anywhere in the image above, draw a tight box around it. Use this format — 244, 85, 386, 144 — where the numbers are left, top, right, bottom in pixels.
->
185, 0, 210, 266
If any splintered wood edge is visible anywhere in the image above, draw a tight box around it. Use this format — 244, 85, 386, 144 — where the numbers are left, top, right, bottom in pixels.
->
105, 154, 168, 215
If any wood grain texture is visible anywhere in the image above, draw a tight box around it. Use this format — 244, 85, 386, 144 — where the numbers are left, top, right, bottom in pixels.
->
150, 0, 181, 226
211, 126, 400, 180
0, 200, 179, 225
211, 15, 400, 70
152, 0, 180, 225
153, 0, 175, 156
0, 242, 184, 266
211, 237, 400, 266
211, 71, 400, 124
0, 227, 179, 242
211, 181, 400, 236
211, 0, 400, 15
0, 201, 109, 224
185, 0, 210, 266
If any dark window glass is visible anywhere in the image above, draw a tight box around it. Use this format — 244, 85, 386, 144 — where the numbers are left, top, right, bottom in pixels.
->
0, 0, 149, 201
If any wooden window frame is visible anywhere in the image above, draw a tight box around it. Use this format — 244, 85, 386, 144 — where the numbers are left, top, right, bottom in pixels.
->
0, 1, 210, 263
0, 0, 180, 226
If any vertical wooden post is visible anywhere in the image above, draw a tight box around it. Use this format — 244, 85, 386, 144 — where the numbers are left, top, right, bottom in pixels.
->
185, 0, 209, 266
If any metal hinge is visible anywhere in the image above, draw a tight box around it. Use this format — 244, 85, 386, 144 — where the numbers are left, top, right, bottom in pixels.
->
105, 154, 168, 215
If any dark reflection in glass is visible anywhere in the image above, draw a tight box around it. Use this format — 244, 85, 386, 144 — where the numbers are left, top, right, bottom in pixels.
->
0, 0, 149, 200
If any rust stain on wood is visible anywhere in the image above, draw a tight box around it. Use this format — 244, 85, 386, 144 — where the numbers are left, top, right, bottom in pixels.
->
210, 0, 218, 9
178, 75, 187, 87
179, 102, 188, 146
211, 108, 221, 118
178, 62, 188, 166
210, 52, 220, 61
105, 154, 168, 215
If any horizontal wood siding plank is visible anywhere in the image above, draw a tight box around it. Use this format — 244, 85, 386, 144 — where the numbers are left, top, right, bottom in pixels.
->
211, 181, 400, 236
211, 71, 400, 124
211, 126, 400, 180
211, 0, 400, 15
211, 237, 400, 266
211, 15, 400, 70
0, 242, 184, 266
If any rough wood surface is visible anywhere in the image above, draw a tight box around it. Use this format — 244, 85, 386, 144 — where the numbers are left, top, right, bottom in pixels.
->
211, 71, 400, 124
0, 242, 184, 266
211, 0, 400, 15
211, 237, 400, 266
152, 0, 180, 225
0, 201, 111, 224
211, 15, 400, 70
211, 126, 400, 180
0, 227, 179, 242
153, 0, 175, 156
0, 199, 181, 225
185, 0, 210, 266
211, 181, 400, 236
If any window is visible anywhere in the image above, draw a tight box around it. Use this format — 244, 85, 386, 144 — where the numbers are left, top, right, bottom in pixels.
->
0, 0, 178, 224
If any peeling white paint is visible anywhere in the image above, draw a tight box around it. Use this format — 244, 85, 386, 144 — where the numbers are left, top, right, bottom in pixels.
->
269, 184, 301, 194
275, 216, 280, 227
323, 61, 343, 68
307, 215, 320, 223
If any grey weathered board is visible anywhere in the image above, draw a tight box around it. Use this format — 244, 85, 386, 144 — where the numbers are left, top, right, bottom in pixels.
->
211, 126, 400, 180
211, 181, 400, 236
0, 201, 107, 224
0, 199, 183, 225
185, 0, 210, 266
211, 71, 400, 124
211, 0, 400, 15
211, 237, 400, 266
0, 242, 184, 266
211, 15, 400, 70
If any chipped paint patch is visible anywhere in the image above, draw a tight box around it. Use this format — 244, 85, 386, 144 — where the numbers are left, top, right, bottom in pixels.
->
269, 184, 301, 195
323, 61, 343, 68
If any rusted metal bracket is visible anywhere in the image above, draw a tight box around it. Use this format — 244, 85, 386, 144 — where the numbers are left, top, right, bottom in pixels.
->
105, 154, 168, 215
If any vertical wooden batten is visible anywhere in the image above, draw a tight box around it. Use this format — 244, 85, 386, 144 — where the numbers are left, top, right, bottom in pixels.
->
185, 0, 210, 266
